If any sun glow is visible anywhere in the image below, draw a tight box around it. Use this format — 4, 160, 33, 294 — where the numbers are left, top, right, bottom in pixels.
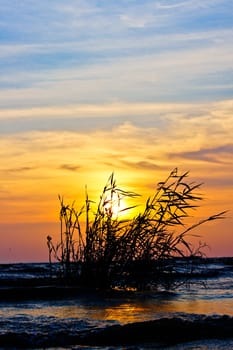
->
99, 173, 140, 221
103, 192, 130, 219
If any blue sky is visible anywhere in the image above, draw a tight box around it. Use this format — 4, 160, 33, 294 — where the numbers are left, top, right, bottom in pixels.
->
1, 1, 233, 110
0, 0, 233, 261
0, 0, 232, 131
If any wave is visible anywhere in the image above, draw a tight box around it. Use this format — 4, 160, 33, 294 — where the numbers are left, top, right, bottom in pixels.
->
0, 314, 233, 348
1, 260, 233, 348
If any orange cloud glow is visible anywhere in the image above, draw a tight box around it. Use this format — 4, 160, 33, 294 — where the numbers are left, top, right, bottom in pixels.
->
0, 100, 232, 262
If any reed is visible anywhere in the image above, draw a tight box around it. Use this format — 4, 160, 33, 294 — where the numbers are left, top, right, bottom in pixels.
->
47, 168, 226, 289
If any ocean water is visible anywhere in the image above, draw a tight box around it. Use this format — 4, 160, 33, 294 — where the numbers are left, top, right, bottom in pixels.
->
1, 259, 233, 349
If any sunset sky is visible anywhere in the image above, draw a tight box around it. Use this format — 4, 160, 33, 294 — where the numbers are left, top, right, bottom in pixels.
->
0, 0, 232, 262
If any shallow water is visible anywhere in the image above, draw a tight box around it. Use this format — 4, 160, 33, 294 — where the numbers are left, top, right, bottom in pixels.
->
1, 259, 233, 349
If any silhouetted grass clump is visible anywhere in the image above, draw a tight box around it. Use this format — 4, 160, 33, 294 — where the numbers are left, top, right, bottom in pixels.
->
47, 168, 226, 290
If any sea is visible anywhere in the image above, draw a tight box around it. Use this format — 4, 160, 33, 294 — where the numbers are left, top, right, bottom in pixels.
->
1, 258, 233, 349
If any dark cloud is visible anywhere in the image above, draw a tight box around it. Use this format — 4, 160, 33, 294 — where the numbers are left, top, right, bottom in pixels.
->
60, 164, 81, 172
169, 144, 233, 163
197, 177, 233, 188
121, 160, 160, 170
5, 166, 35, 173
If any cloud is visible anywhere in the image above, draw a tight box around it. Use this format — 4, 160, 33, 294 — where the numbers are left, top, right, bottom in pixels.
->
0, 100, 232, 164
197, 177, 233, 188
1, 99, 230, 171
0, 101, 202, 120
119, 14, 150, 29
0, 0, 232, 109
1, 27, 232, 61
121, 160, 160, 170
0, 38, 232, 110
5, 166, 35, 173
1, 0, 232, 113
60, 164, 81, 172
169, 144, 233, 163
157, 1, 188, 9
157, 0, 228, 11
0, 99, 232, 234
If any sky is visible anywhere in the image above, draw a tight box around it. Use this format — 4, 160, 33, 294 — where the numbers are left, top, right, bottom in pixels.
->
0, 0, 232, 262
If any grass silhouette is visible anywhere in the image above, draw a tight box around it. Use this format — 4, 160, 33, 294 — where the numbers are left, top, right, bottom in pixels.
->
47, 168, 226, 290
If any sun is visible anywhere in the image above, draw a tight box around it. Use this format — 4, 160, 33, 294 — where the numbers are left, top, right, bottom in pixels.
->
103, 191, 129, 219
99, 173, 140, 220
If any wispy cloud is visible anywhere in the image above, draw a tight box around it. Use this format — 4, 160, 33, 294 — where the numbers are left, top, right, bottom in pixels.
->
4, 166, 36, 173
169, 144, 233, 163
1, 99, 232, 174
121, 160, 160, 170
0, 38, 232, 110
0, 101, 207, 120
0, 0, 232, 110
1, 28, 232, 60
156, 0, 224, 11
60, 164, 81, 172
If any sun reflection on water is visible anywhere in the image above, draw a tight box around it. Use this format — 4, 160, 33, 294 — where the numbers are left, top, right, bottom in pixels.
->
2, 294, 233, 324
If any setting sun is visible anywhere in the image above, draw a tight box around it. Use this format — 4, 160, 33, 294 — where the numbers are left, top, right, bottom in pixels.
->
103, 192, 128, 219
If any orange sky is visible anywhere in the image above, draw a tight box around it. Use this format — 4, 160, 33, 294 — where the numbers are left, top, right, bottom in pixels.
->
0, 1, 233, 262
0, 101, 232, 262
